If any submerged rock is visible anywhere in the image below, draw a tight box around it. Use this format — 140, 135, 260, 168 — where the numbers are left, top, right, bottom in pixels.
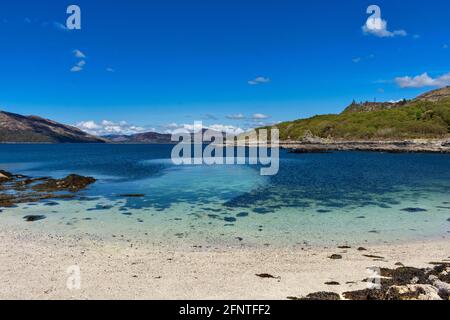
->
23, 215, 46, 222
236, 212, 249, 217
401, 208, 428, 213
0, 171, 95, 208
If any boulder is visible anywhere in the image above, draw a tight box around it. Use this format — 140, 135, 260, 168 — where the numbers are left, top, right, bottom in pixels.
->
386, 284, 442, 300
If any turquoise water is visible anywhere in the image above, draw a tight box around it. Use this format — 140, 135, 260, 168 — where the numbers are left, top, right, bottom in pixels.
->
0, 144, 449, 247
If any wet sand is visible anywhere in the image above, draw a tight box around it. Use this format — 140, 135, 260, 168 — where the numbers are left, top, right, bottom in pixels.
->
0, 226, 448, 300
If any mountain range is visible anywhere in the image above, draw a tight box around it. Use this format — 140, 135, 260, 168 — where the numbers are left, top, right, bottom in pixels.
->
103, 132, 172, 144
1, 87, 450, 143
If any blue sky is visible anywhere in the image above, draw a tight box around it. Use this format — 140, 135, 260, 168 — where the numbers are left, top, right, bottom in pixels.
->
0, 0, 449, 135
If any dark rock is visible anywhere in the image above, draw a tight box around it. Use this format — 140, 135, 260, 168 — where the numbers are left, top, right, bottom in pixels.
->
23, 215, 46, 222
401, 208, 428, 213
256, 273, 280, 280
44, 201, 59, 206
343, 289, 385, 300
32, 174, 96, 193
338, 246, 351, 249
342, 264, 450, 300
325, 281, 340, 286
295, 292, 341, 300
357, 247, 367, 251
236, 212, 249, 217
224, 217, 237, 223
0, 170, 13, 183
253, 208, 272, 214
363, 254, 385, 259
317, 209, 332, 213
329, 254, 343, 260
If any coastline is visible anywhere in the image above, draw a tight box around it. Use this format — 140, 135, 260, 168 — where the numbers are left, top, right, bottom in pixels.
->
225, 138, 450, 153
281, 139, 450, 154
1, 226, 448, 300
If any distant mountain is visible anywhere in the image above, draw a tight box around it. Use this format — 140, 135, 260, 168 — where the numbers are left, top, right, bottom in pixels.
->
0, 111, 106, 143
263, 86, 450, 141
103, 129, 232, 144
103, 132, 173, 144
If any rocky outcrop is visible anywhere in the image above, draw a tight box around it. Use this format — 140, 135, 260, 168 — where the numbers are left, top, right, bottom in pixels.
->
415, 86, 450, 103
0, 170, 96, 207
342, 264, 450, 300
32, 174, 96, 193
0, 170, 13, 182
298, 263, 450, 300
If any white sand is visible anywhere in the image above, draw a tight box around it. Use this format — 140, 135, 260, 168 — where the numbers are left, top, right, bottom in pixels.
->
0, 227, 449, 300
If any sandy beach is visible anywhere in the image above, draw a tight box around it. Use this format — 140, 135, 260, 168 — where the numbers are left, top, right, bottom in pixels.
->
0, 225, 448, 300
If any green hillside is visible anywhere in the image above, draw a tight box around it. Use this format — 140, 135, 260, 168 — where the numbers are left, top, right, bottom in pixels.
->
266, 87, 450, 141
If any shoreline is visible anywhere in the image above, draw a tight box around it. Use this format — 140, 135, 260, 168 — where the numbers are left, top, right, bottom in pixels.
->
281, 139, 450, 154
1, 227, 449, 300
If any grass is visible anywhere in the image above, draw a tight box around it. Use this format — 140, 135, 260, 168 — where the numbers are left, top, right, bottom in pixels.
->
263, 98, 450, 141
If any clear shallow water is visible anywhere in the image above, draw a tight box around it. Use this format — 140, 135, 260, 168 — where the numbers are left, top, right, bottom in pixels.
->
0, 144, 449, 247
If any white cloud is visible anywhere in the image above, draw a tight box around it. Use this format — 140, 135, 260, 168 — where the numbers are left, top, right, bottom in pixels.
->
352, 57, 362, 63
76, 120, 148, 136
70, 66, 83, 72
52, 21, 68, 31
106, 67, 115, 72
362, 7, 407, 38
163, 123, 244, 135
252, 113, 271, 120
248, 76, 271, 85
70, 51, 86, 72
395, 72, 450, 88
73, 49, 86, 59
444, 44, 449, 49
208, 124, 245, 135
226, 113, 246, 120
